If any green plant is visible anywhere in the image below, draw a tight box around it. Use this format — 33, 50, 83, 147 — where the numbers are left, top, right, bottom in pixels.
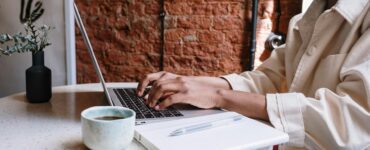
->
0, 12, 52, 56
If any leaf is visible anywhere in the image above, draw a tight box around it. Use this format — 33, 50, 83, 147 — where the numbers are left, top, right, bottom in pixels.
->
6, 34, 13, 40
0, 20, 53, 56
14, 36, 18, 43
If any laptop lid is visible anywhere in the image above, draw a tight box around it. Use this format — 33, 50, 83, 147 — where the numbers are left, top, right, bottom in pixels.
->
74, 3, 113, 106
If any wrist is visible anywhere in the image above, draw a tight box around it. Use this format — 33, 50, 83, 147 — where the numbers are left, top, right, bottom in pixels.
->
214, 89, 228, 108
189, 76, 231, 90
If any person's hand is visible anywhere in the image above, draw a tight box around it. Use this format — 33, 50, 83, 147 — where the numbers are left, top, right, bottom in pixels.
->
137, 71, 223, 110
137, 71, 269, 121
136, 71, 182, 97
146, 76, 222, 110
137, 71, 232, 97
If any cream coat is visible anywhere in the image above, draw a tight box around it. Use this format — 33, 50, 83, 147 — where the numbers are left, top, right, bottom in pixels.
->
223, 0, 370, 149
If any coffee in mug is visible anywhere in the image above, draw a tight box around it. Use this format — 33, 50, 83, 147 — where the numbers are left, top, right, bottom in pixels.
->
94, 116, 125, 121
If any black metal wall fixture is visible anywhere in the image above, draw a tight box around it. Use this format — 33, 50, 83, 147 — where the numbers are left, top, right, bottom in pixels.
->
159, 0, 165, 71
246, 0, 259, 71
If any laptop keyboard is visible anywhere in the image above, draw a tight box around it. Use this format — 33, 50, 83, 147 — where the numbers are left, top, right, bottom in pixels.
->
113, 88, 183, 119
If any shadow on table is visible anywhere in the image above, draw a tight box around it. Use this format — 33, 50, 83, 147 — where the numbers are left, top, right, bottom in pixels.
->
62, 139, 89, 150
11, 91, 109, 121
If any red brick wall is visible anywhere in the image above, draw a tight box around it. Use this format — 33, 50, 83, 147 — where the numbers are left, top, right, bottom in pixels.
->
75, 0, 302, 83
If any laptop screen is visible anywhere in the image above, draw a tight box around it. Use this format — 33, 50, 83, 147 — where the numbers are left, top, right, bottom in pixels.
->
74, 3, 113, 106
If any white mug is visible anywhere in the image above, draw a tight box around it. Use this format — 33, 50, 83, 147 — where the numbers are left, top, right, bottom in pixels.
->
81, 106, 136, 150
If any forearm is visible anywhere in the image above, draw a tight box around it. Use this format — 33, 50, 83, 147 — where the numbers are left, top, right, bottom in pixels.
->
189, 76, 231, 90
216, 89, 269, 121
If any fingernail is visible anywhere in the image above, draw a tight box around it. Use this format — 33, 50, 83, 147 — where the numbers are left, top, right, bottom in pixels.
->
154, 105, 160, 110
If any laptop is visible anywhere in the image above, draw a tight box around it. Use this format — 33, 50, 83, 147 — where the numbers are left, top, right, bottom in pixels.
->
74, 4, 223, 125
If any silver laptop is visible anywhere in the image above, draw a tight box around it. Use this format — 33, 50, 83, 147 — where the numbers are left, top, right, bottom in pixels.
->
74, 4, 222, 125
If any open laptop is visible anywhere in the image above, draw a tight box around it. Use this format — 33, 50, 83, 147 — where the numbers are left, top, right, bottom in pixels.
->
74, 4, 223, 125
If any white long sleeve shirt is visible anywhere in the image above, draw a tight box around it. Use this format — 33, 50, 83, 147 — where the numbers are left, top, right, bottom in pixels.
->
222, 0, 370, 149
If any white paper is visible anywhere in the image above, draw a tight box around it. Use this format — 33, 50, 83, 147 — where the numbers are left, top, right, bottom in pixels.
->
135, 112, 289, 150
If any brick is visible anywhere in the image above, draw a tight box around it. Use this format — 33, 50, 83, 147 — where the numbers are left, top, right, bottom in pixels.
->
165, 29, 196, 42
230, 44, 244, 58
165, 29, 185, 42
169, 0, 202, 4
211, 3, 229, 16
224, 30, 244, 44
218, 58, 243, 72
183, 43, 216, 57
214, 42, 234, 57
165, 56, 194, 69
113, 17, 129, 30
129, 1, 145, 16
144, 1, 160, 15
229, 3, 245, 17
197, 30, 225, 43
177, 17, 212, 29
165, 42, 183, 56
165, 17, 177, 29
143, 31, 160, 44
214, 17, 244, 30
183, 34, 197, 42
165, 3, 192, 15
94, 28, 115, 41
113, 37, 137, 53
192, 4, 213, 15
193, 56, 219, 71
76, 49, 91, 64
145, 53, 161, 68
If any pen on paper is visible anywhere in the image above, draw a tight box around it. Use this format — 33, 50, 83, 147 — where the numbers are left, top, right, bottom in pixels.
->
169, 115, 243, 137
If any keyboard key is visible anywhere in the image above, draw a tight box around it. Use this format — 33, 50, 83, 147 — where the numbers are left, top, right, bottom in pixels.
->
136, 114, 144, 119
153, 112, 164, 118
161, 111, 174, 117
174, 113, 183, 116
144, 113, 155, 118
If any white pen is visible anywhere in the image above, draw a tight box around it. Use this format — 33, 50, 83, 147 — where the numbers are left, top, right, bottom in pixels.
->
169, 115, 243, 136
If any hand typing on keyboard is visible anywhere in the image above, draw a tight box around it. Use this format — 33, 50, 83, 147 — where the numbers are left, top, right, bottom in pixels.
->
136, 71, 268, 121
136, 71, 229, 110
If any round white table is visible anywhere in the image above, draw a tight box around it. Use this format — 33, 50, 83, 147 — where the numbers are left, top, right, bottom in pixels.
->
0, 83, 146, 150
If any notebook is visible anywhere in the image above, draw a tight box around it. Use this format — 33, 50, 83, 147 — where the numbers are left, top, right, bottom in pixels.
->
135, 112, 289, 150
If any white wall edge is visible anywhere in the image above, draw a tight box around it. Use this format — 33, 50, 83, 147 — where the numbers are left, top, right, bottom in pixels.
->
65, 0, 76, 85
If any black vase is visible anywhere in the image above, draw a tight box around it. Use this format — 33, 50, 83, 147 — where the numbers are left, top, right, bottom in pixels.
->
26, 50, 52, 103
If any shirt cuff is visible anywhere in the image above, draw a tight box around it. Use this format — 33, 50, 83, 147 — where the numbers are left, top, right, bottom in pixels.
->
266, 93, 306, 148
221, 73, 252, 92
